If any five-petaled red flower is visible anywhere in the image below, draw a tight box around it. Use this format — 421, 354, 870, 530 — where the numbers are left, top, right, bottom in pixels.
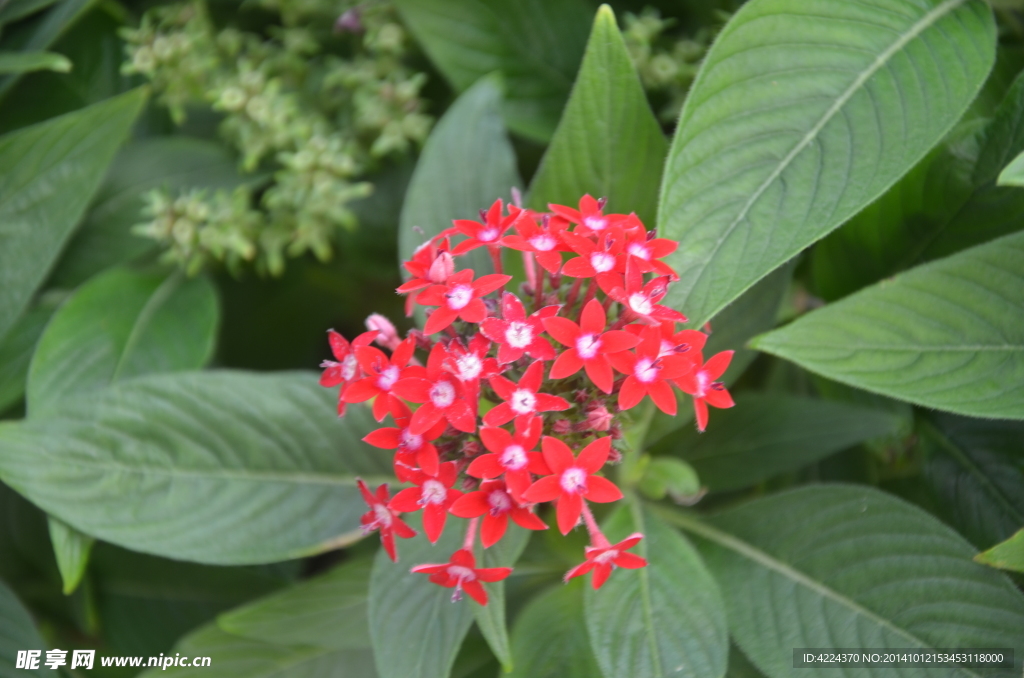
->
480, 293, 558, 364
343, 337, 417, 421
675, 351, 735, 432
549, 195, 629, 236
469, 416, 549, 502
559, 229, 626, 294
450, 479, 548, 548
484, 360, 571, 427
564, 533, 647, 588
444, 199, 524, 255
363, 399, 447, 478
609, 325, 693, 416
410, 548, 512, 605
543, 299, 640, 393
357, 479, 416, 562
416, 269, 511, 335
500, 212, 569, 274
393, 343, 476, 435
319, 329, 377, 416
388, 462, 463, 543
397, 239, 455, 316
608, 260, 687, 325
522, 437, 623, 534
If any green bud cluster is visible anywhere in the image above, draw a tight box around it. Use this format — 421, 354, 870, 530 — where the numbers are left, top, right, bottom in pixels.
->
121, 0, 432, 276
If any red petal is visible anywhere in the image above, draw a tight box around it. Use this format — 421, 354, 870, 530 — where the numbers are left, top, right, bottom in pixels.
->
392, 516, 417, 539
409, 402, 443, 435
388, 487, 422, 513
600, 330, 641, 353
647, 380, 677, 416
526, 337, 556, 361
479, 427, 514, 454
424, 306, 459, 335
488, 374, 516, 400
417, 446, 440, 476
422, 504, 448, 543
614, 552, 647, 569
693, 397, 709, 432
577, 437, 611, 473
561, 257, 595, 278
522, 476, 562, 503
445, 400, 477, 433
618, 377, 645, 411
473, 274, 513, 296
585, 475, 623, 503
475, 566, 513, 583
483, 403, 514, 427
391, 377, 431, 403
583, 357, 614, 394
564, 560, 595, 582
342, 379, 379, 403
541, 436, 574, 474
550, 349, 584, 380
462, 580, 488, 605
363, 427, 401, 449
705, 386, 735, 409
542, 316, 580, 347
556, 493, 583, 535
580, 299, 606, 334
480, 318, 508, 343
481, 513, 508, 548
450, 491, 490, 518
591, 563, 612, 589
534, 393, 571, 412
607, 351, 636, 375
705, 351, 734, 380
467, 454, 505, 479
519, 360, 544, 392
510, 507, 548, 531
319, 366, 345, 387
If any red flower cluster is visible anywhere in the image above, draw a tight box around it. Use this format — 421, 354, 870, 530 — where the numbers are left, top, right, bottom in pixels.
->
322, 196, 734, 601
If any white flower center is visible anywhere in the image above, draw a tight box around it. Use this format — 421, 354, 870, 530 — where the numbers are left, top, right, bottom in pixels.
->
421, 479, 447, 505
590, 252, 615, 273
505, 321, 533, 349
529, 234, 556, 251
584, 216, 607, 231
446, 285, 473, 310
510, 389, 536, 415
659, 339, 673, 357
377, 365, 400, 391
456, 354, 482, 381
627, 243, 651, 260
446, 565, 477, 582
487, 489, 512, 514
372, 504, 393, 527
479, 227, 499, 242
430, 380, 456, 408
576, 334, 601, 360
400, 428, 423, 451
594, 549, 619, 565
634, 358, 659, 383
500, 444, 527, 471
695, 370, 710, 398
628, 293, 653, 316
560, 467, 588, 494
342, 354, 358, 381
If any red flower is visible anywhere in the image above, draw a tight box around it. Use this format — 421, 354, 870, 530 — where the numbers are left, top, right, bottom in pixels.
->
564, 533, 647, 588
522, 437, 623, 535
469, 416, 548, 502
483, 360, 571, 427
393, 343, 476, 435
450, 479, 548, 547
444, 199, 523, 255
363, 399, 447, 477
500, 213, 570, 273
559, 230, 626, 294
410, 548, 512, 605
397, 239, 455, 316
608, 260, 686, 325
415, 269, 511, 335
609, 325, 693, 416
619, 225, 678, 279
480, 293, 558, 364
319, 330, 378, 416
549, 195, 629, 236
543, 299, 640, 393
343, 337, 417, 421
357, 479, 416, 562
674, 351, 735, 432
388, 462, 463, 543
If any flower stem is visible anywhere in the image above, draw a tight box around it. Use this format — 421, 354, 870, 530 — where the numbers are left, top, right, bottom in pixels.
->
581, 504, 611, 549
489, 247, 503, 275
463, 517, 480, 551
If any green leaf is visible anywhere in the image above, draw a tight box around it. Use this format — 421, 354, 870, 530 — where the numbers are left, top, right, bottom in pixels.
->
753, 230, 1024, 419
527, 5, 667, 227
975, 528, 1024, 573
663, 393, 905, 492
27, 267, 219, 418
399, 76, 522, 277
0, 51, 70, 74
815, 68, 1024, 301
663, 485, 1024, 678
0, 578, 47, 678
0, 301, 55, 413
918, 413, 1024, 549
585, 504, 728, 678
0, 0, 60, 25
47, 516, 92, 595
0, 88, 146, 343
637, 457, 701, 502
0, 371, 392, 564
368, 516, 473, 678
998, 148, 1024, 186
218, 558, 372, 651
472, 524, 530, 672
394, 0, 591, 142
658, 0, 997, 327
138, 622, 377, 678
50, 138, 246, 287
506, 581, 600, 678
0, 0, 93, 101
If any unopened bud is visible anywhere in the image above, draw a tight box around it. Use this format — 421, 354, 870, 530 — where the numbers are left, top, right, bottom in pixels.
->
585, 404, 614, 431
334, 8, 363, 33
607, 446, 623, 463
366, 313, 401, 350
408, 328, 432, 351
609, 424, 623, 440
460, 440, 482, 457
428, 252, 455, 283
552, 419, 572, 435
573, 390, 590, 404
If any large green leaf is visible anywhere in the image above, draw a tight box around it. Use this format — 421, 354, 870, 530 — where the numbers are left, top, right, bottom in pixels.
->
138, 622, 377, 678
527, 5, 666, 227
472, 524, 530, 673
753, 230, 1024, 419
585, 504, 728, 678
0, 88, 146, 343
663, 485, 1024, 678
27, 267, 219, 418
0, 371, 391, 564
218, 558, 372, 651
0, 0, 60, 25
47, 515, 92, 594
0, 0, 92, 100
0, 301, 55, 413
506, 581, 600, 678
368, 516, 474, 678
394, 0, 591, 142
0, 579, 46, 678
0, 51, 70, 74
664, 393, 905, 492
919, 413, 1024, 549
975, 529, 1024, 573
815, 69, 1024, 301
50, 137, 245, 287
657, 0, 996, 327
399, 77, 522, 277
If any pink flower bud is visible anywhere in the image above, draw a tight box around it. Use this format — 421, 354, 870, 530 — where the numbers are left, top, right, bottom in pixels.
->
334, 8, 363, 33
428, 251, 455, 283
366, 313, 401, 350
585, 404, 614, 432
408, 329, 432, 351
460, 439, 482, 457
609, 424, 623, 441
552, 419, 572, 435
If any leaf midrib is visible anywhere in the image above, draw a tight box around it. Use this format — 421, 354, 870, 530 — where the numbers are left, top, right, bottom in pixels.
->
658, 507, 984, 678
680, 0, 970, 324
110, 272, 183, 382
